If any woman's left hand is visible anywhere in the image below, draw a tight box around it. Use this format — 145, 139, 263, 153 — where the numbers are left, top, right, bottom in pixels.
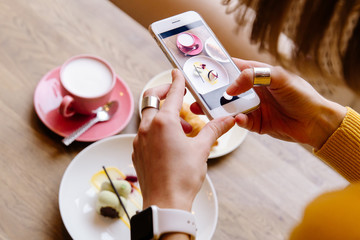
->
132, 69, 235, 211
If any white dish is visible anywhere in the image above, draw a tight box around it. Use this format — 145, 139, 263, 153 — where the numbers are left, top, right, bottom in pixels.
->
183, 55, 229, 95
59, 134, 218, 240
139, 69, 248, 159
204, 37, 230, 63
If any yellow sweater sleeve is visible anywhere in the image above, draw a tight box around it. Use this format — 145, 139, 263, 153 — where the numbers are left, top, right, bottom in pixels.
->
289, 183, 360, 240
289, 107, 360, 240
314, 107, 360, 182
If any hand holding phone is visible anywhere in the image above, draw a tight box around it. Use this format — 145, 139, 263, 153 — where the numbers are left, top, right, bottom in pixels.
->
149, 11, 260, 120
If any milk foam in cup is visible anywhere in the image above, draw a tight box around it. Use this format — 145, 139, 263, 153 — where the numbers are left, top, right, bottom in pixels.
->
59, 55, 116, 117
177, 33, 196, 48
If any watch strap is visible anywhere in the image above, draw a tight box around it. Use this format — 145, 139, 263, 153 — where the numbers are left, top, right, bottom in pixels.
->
154, 206, 197, 239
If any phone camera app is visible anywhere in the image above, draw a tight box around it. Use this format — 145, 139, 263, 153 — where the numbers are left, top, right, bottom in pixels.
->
160, 21, 243, 110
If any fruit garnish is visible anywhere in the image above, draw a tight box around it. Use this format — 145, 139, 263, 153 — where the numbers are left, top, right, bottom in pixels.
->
90, 167, 126, 190
125, 175, 138, 183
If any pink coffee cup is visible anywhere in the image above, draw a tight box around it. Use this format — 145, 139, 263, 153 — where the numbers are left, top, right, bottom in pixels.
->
59, 55, 116, 117
177, 33, 196, 49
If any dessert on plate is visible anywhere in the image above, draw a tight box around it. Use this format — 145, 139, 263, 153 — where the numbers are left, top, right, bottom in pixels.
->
180, 103, 218, 148
159, 101, 218, 148
193, 62, 219, 83
90, 167, 142, 226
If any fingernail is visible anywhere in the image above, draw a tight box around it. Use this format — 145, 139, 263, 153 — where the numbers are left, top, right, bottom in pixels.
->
171, 69, 179, 82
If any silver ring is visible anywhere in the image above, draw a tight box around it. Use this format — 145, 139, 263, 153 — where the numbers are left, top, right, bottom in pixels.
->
253, 67, 271, 86
141, 96, 160, 112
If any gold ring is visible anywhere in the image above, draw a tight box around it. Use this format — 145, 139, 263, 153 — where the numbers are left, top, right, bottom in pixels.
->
253, 67, 271, 86
141, 96, 160, 112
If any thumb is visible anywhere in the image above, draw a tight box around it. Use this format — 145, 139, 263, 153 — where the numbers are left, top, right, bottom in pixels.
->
226, 68, 253, 96
196, 116, 235, 147
227, 66, 290, 96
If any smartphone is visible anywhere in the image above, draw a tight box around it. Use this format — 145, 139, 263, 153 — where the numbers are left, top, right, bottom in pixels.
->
149, 11, 260, 120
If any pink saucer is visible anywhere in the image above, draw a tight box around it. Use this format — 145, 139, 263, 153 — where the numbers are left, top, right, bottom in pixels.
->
34, 67, 134, 142
177, 34, 203, 56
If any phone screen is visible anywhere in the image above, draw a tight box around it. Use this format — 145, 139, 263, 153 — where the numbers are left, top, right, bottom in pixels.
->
158, 20, 251, 110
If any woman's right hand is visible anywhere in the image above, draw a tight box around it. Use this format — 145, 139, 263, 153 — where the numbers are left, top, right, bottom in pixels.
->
192, 58, 347, 149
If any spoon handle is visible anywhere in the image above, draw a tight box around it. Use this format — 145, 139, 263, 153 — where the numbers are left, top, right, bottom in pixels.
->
62, 117, 99, 146
184, 45, 197, 56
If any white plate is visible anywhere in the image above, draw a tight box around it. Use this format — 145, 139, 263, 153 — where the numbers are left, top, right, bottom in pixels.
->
139, 69, 248, 159
59, 134, 218, 240
204, 37, 230, 63
183, 56, 229, 95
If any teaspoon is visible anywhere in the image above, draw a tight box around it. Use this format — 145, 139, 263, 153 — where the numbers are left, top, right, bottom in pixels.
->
62, 101, 119, 146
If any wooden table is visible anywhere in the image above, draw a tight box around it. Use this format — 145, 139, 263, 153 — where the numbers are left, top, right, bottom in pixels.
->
0, 0, 348, 239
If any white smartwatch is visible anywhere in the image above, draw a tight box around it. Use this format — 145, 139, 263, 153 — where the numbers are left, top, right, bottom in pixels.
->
130, 205, 197, 240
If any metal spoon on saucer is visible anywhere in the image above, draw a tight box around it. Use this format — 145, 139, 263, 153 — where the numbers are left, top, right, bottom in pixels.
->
184, 44, 199, 56
62, 101, 119, 146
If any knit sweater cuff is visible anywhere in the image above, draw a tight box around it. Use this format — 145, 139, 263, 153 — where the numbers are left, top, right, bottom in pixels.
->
314, 107, 360, 183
